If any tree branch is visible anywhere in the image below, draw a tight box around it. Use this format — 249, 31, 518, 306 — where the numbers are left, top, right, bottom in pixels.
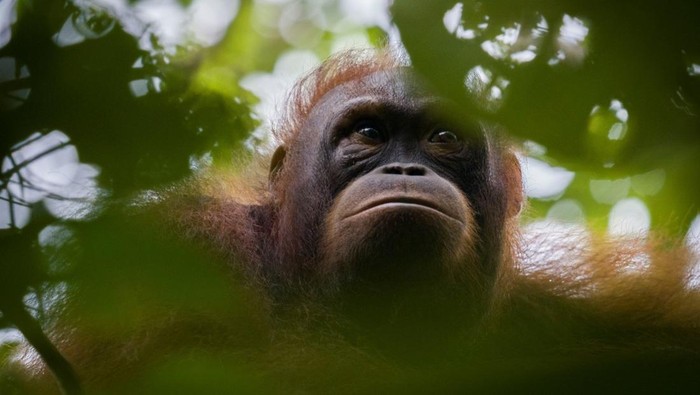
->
0, 300, 83, 395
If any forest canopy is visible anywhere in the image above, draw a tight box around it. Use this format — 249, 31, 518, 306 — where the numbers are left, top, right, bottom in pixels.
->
1, 0, 699, 393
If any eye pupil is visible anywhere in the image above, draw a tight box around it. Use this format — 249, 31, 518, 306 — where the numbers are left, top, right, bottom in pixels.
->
353, 121, 384, 142
430, 130, 459, 144
358, 127, 381, 140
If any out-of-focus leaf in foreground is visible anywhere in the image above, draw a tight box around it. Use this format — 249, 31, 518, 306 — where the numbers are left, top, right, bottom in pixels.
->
393, 0, 700, 232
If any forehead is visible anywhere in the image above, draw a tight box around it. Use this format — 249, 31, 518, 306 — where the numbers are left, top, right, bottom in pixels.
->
315, 69, 434, 111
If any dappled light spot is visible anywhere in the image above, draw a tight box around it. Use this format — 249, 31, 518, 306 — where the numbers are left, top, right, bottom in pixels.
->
686, 215, 700, 290
532, 15, 549, 38
521, 221, 595, 297
71, 7, 115, 39
0, 328, 22, 346
588, 99, 631, 160
688, 261, 700, 291
608, 198, 650, 237
43, 163, 103, 221
273, 0, 391, 49
129, 77, 163, 97
546, 199, 585, 223
589, 177, 631, 205
38, 225, 76, 274
557, 15, 588, 46
0, 130, 103, 229
519, 156, 575, 199
463, 65, 509, 111
483, 15, 548, 65
190, 0, 241, 46
480, 23, 520, 59
446, 8, 551, 64
3, 131, 78, 204
510, 49, 536, 63
129, 57, 164, 97
609, 99, 629, 122
688, 63, 700, 77
0, 190, 30, 229
53, 15, 85, 47
443, 3, 462, 33
189, 151, 214, 171
278, 4, 324, 49
522, 140, 547, 156
547, 51, 566, 66
443, 3, 481, 40
129, 79, 149, 97
522, 220, 590, 245
339, 0, 392, 30
58, 0, 239, 53
23, 283, 69, 320
0, 56, 31, 111
631, 169, 665, 197
0, 0, 17, 49
607, 100, 629, 139
686, 214, 700, 249
444, 5, 548, 64
550, 14, 589, 65
53, 7, 115, 47
616, 247, 652, 274
241, 50, 320, 148
607, 122, 625, 141
329, 32, 374, 53
134, 0, 238, 49
0, 327, 27, 368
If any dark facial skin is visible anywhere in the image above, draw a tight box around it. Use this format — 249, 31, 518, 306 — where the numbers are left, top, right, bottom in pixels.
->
266, 69, 513, 357
319, 74, 484, 284
274, 69, 500, 294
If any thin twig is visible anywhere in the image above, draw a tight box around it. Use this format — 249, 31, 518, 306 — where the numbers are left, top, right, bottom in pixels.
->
0, 300, 83, 395
1, 142, 71, 186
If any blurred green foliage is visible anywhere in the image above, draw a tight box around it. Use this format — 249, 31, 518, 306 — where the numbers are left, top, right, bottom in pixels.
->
0, 0, 699, 393
394, 0, 700, 233
0, 0, 387, 392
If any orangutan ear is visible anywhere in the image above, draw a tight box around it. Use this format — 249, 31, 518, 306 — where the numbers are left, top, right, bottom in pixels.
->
269, 145, 287, 184
503, 151, 524, 218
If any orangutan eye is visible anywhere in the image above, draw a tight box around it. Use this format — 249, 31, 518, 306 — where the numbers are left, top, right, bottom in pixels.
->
353, 121, 385, 142
428, 130, 459, 144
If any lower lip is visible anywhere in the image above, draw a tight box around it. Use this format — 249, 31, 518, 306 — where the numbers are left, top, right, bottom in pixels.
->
348, 202, 462, 224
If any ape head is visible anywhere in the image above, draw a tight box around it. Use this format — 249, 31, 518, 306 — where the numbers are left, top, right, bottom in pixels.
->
265, 50, 523, 304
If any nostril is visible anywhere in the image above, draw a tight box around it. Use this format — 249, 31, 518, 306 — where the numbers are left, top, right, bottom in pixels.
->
405, 166, 426, 176
379, 163, 428, 176
382, 165, 403, 175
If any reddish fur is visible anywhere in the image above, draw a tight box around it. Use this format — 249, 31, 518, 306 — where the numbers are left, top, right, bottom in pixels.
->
266, 50, 410, 280
158, 48, 700, 337
161, 49, 700, 320
273, 49, 406, 146
8, 48, 700, 394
